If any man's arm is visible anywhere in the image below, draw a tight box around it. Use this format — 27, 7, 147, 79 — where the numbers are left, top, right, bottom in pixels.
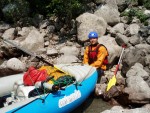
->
83, 47, 89, 64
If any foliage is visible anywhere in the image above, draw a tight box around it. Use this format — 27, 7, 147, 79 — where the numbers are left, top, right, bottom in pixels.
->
143, 0, 150, 9
0, 0, 10, 8
121, 8, 149, 25
1, 0, 30, 22
26, 0, 49, 16
0, 0, 90, 25
126, 0, 150, 9
27, 0, 87, 19
46, 0, 83, 18
24, 0, 89, 26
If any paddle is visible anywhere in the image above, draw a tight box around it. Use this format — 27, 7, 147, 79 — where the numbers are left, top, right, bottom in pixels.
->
0, 36, 65, 73
106, 44, 126, 91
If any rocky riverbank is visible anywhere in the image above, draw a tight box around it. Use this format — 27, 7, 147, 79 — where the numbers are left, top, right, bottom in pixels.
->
0, 0, 150, 112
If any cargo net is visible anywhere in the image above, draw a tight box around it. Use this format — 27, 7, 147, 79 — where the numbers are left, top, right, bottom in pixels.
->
2, 66, 75, 108
24, 66, 76, 97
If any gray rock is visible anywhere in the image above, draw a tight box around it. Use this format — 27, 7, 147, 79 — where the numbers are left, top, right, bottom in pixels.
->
6, 58, 26, 72
135, 44, 150, 54
20, 27, 44, 53
46, 48, 58, 56
59, 46, 80, 56
125, 24, 140, 36
146, 36, 150, 44
17, 27, 32, 37
125, 63, 150, 103
94, 5, 120, 26
39, 19, 50, 29
129, 35, 140, 46
122, 47, 147, 75
76, 12, 107, 42
110, 23, 125, 34
2, 28, 15, 40
0, 22, 10, 32
115, 33, 129, 46
126, 63, 149, 79
98, 35, 122, 66
56, 55, 79, 64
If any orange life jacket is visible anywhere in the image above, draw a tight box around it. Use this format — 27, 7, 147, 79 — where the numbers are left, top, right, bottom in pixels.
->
88, 44, 108, 65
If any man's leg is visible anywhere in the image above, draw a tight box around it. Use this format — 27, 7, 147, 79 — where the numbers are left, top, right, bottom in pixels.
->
97, 68, 104, 83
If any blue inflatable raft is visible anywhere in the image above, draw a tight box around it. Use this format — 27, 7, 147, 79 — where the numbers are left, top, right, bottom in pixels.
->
0, 64, 98, 113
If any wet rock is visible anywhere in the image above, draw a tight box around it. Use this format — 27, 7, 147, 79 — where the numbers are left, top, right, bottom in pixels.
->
101, 105, 150, 113
95, 83, 107, 96
103, 85, 121, 100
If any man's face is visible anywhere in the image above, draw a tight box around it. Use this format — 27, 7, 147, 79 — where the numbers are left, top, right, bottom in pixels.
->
89, 38, 98, 45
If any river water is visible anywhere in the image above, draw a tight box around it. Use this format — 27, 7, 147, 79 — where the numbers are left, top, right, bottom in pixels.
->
71, 94, 112, 113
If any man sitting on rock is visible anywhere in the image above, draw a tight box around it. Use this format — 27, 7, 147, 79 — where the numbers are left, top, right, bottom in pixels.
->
83, 31, 109, 77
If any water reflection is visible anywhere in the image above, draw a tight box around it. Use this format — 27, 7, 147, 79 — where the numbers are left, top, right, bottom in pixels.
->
71, 94, 112, 113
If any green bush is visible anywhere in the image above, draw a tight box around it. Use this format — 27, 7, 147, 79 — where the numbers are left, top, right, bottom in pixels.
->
46, 0, 86, 19
126, 0, 150, 9
0, 0, 10, 8
27, 0, 88, 19
1, 0, 30, 22
0, 0, 91, 24
144, 0, 150, 9
121, 8, 149, 25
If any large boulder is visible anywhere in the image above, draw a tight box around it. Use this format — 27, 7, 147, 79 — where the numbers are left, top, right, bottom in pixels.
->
98, 35, 122, 67
121, 45, 149, 75
76, 12, 107, 42
94, 5, 120, 26
125, 63, 150, 104
20, 27, 44, 53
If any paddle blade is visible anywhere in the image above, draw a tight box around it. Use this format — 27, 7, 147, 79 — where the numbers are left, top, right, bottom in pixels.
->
106, 75, 117, 91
